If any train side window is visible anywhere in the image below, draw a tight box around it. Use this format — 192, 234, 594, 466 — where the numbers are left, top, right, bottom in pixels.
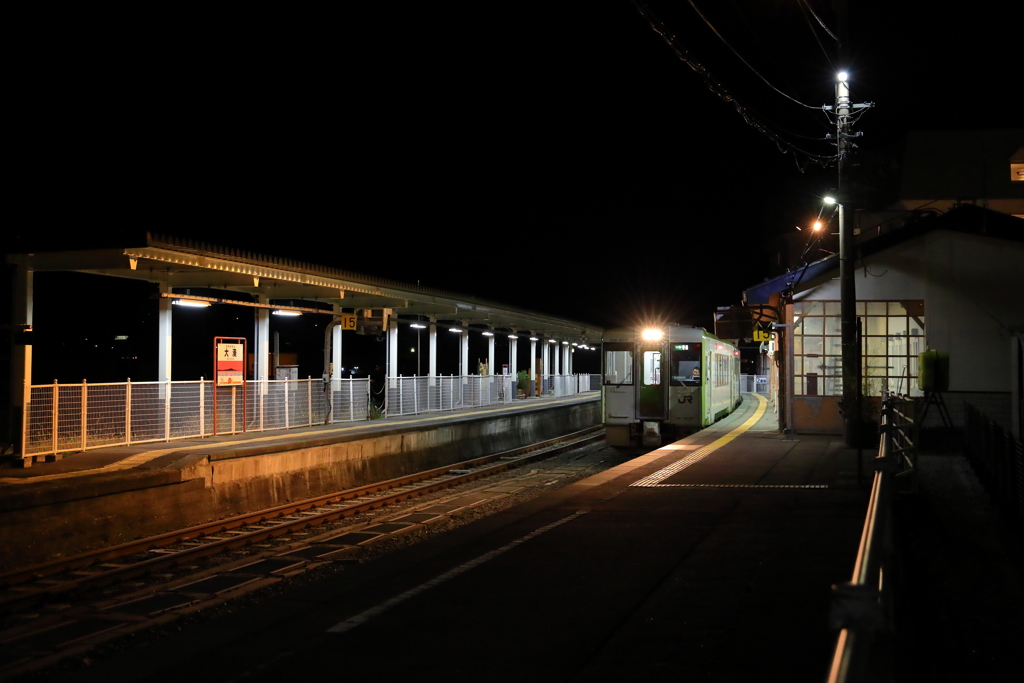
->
603, 343, 633, 385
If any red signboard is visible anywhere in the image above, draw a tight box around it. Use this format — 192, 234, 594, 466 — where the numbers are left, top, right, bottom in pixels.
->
216, 342, 244, 385
213, 336, 247, 435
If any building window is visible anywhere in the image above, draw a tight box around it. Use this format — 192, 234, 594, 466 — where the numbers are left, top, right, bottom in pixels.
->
792, 300, 926, 397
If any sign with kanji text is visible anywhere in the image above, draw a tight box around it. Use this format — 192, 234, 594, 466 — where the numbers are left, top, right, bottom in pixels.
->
216, 343, 244, 385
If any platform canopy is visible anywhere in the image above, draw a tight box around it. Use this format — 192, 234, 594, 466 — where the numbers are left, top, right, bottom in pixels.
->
8, 233, 600, 341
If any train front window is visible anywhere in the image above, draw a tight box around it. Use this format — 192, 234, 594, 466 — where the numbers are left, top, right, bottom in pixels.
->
642, 351, 662, 386
671, 343, 702, 386
603, 343, 633, 385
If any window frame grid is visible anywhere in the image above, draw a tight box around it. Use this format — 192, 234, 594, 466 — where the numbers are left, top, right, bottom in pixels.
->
792, 300, 925, 397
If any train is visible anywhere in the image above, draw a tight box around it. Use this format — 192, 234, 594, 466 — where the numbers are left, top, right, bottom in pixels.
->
602, 325, 742, 447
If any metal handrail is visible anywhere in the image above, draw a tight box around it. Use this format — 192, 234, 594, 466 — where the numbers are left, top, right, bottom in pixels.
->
826, 391, 916, 683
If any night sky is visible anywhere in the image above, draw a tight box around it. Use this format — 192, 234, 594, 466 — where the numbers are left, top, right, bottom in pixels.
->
6, 1, 1020, 381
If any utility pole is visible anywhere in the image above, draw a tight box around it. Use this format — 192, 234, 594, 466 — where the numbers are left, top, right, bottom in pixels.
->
831, 0, 873, 446
836, 73, 859, 446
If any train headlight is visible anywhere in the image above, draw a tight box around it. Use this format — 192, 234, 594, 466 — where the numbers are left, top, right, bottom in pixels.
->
641, 329, 663, 341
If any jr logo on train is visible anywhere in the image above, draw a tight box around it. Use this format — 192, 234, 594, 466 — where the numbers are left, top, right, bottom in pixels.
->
602, 325, 741, 447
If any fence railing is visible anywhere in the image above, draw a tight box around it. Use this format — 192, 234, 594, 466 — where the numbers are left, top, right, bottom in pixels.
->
826, 391, 916, 683
965, 403, 1023, 533
385, 373, 599, 418
23, 378, 371, 457
739, 374, 771, 396
24, 372, 601, 457
385, 375, 514, 417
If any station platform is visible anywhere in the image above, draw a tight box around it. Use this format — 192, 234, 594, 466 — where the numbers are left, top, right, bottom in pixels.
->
0, 393, 601, 570
1, 393, 599, 484
48, 393, 880, 682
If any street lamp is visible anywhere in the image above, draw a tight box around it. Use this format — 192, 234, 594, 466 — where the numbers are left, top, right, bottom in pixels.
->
824, 194, 860, 444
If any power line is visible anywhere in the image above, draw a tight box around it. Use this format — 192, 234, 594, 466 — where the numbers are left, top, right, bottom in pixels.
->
686, 0, 823, 110
799, 0, 837, 71
629, 0, 838, 170
726, 0, 834, 134
800, 0, 837, 41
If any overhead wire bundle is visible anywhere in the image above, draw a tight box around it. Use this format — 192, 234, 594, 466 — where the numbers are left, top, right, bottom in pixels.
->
629, 0, 844, 171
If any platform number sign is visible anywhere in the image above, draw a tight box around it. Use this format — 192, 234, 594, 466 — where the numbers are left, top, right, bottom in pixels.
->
340, 313, 357, 331
216, 343, 244, 385
753, 322, 775, 342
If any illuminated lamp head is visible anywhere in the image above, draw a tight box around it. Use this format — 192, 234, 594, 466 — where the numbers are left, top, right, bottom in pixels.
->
641, 328, 663, 341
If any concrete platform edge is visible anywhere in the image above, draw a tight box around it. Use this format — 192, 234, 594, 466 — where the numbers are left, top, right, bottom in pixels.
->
0, 399, 601, 572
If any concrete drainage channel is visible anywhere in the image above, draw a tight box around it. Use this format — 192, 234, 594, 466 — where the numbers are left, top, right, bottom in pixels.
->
0, 431, 614, 680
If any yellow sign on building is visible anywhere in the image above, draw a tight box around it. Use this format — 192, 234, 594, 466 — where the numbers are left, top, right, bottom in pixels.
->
340, 313, 357, 330
753, 322, 775, 342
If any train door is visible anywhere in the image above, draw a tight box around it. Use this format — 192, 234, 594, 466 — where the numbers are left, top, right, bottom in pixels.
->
704, 348, 713, 425
602, 341, 635, 446
637, 344, 667, 420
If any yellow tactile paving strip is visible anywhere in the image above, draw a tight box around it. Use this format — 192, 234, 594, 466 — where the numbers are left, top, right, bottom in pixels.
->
1, 395, 596, 485
630, 393, 768, 487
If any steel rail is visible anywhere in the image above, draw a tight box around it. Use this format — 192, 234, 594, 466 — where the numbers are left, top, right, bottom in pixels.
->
827, 392, 913, 683
0, 427, 603, 611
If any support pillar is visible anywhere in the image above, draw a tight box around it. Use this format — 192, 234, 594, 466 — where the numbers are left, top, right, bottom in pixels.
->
428, 322, 437, 385
510, 336, 518, 378
331, 307, 343, 380
255, 295, 271, 381
542, 340, 550, 383
554, 341, 561, 376
488, 334, 495, 375
530, 336, 537, 397
387, 318, 398, 387
157, 282, 172, 381
460, 327, 469, 379
9, 263, 33, 459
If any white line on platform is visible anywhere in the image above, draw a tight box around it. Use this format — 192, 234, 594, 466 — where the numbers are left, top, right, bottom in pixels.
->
326, 509, 589, 634
645, 483, 828, 489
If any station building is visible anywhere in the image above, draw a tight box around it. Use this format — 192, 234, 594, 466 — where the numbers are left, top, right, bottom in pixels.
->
743, 130, 1024, 439
745, 204, 1023, 437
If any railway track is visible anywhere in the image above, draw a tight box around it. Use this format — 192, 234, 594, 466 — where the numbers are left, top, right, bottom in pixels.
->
0, 427, 606, 679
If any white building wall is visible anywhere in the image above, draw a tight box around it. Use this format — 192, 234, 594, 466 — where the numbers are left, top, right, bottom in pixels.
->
925, 232, 1024, 391
794, 230, 1024, 393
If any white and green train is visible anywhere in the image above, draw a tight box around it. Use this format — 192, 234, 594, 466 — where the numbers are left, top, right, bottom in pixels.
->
602, 325, 742, 447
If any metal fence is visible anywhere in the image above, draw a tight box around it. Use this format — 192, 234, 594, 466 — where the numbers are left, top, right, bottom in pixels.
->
385, 375, 513, 417
826, 392, 916, 683
739, 374, 771, 396
385, 374, 599, 417
24, 372, 601, 456
23, 378, 371, 457
965, 403, 1023, 532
